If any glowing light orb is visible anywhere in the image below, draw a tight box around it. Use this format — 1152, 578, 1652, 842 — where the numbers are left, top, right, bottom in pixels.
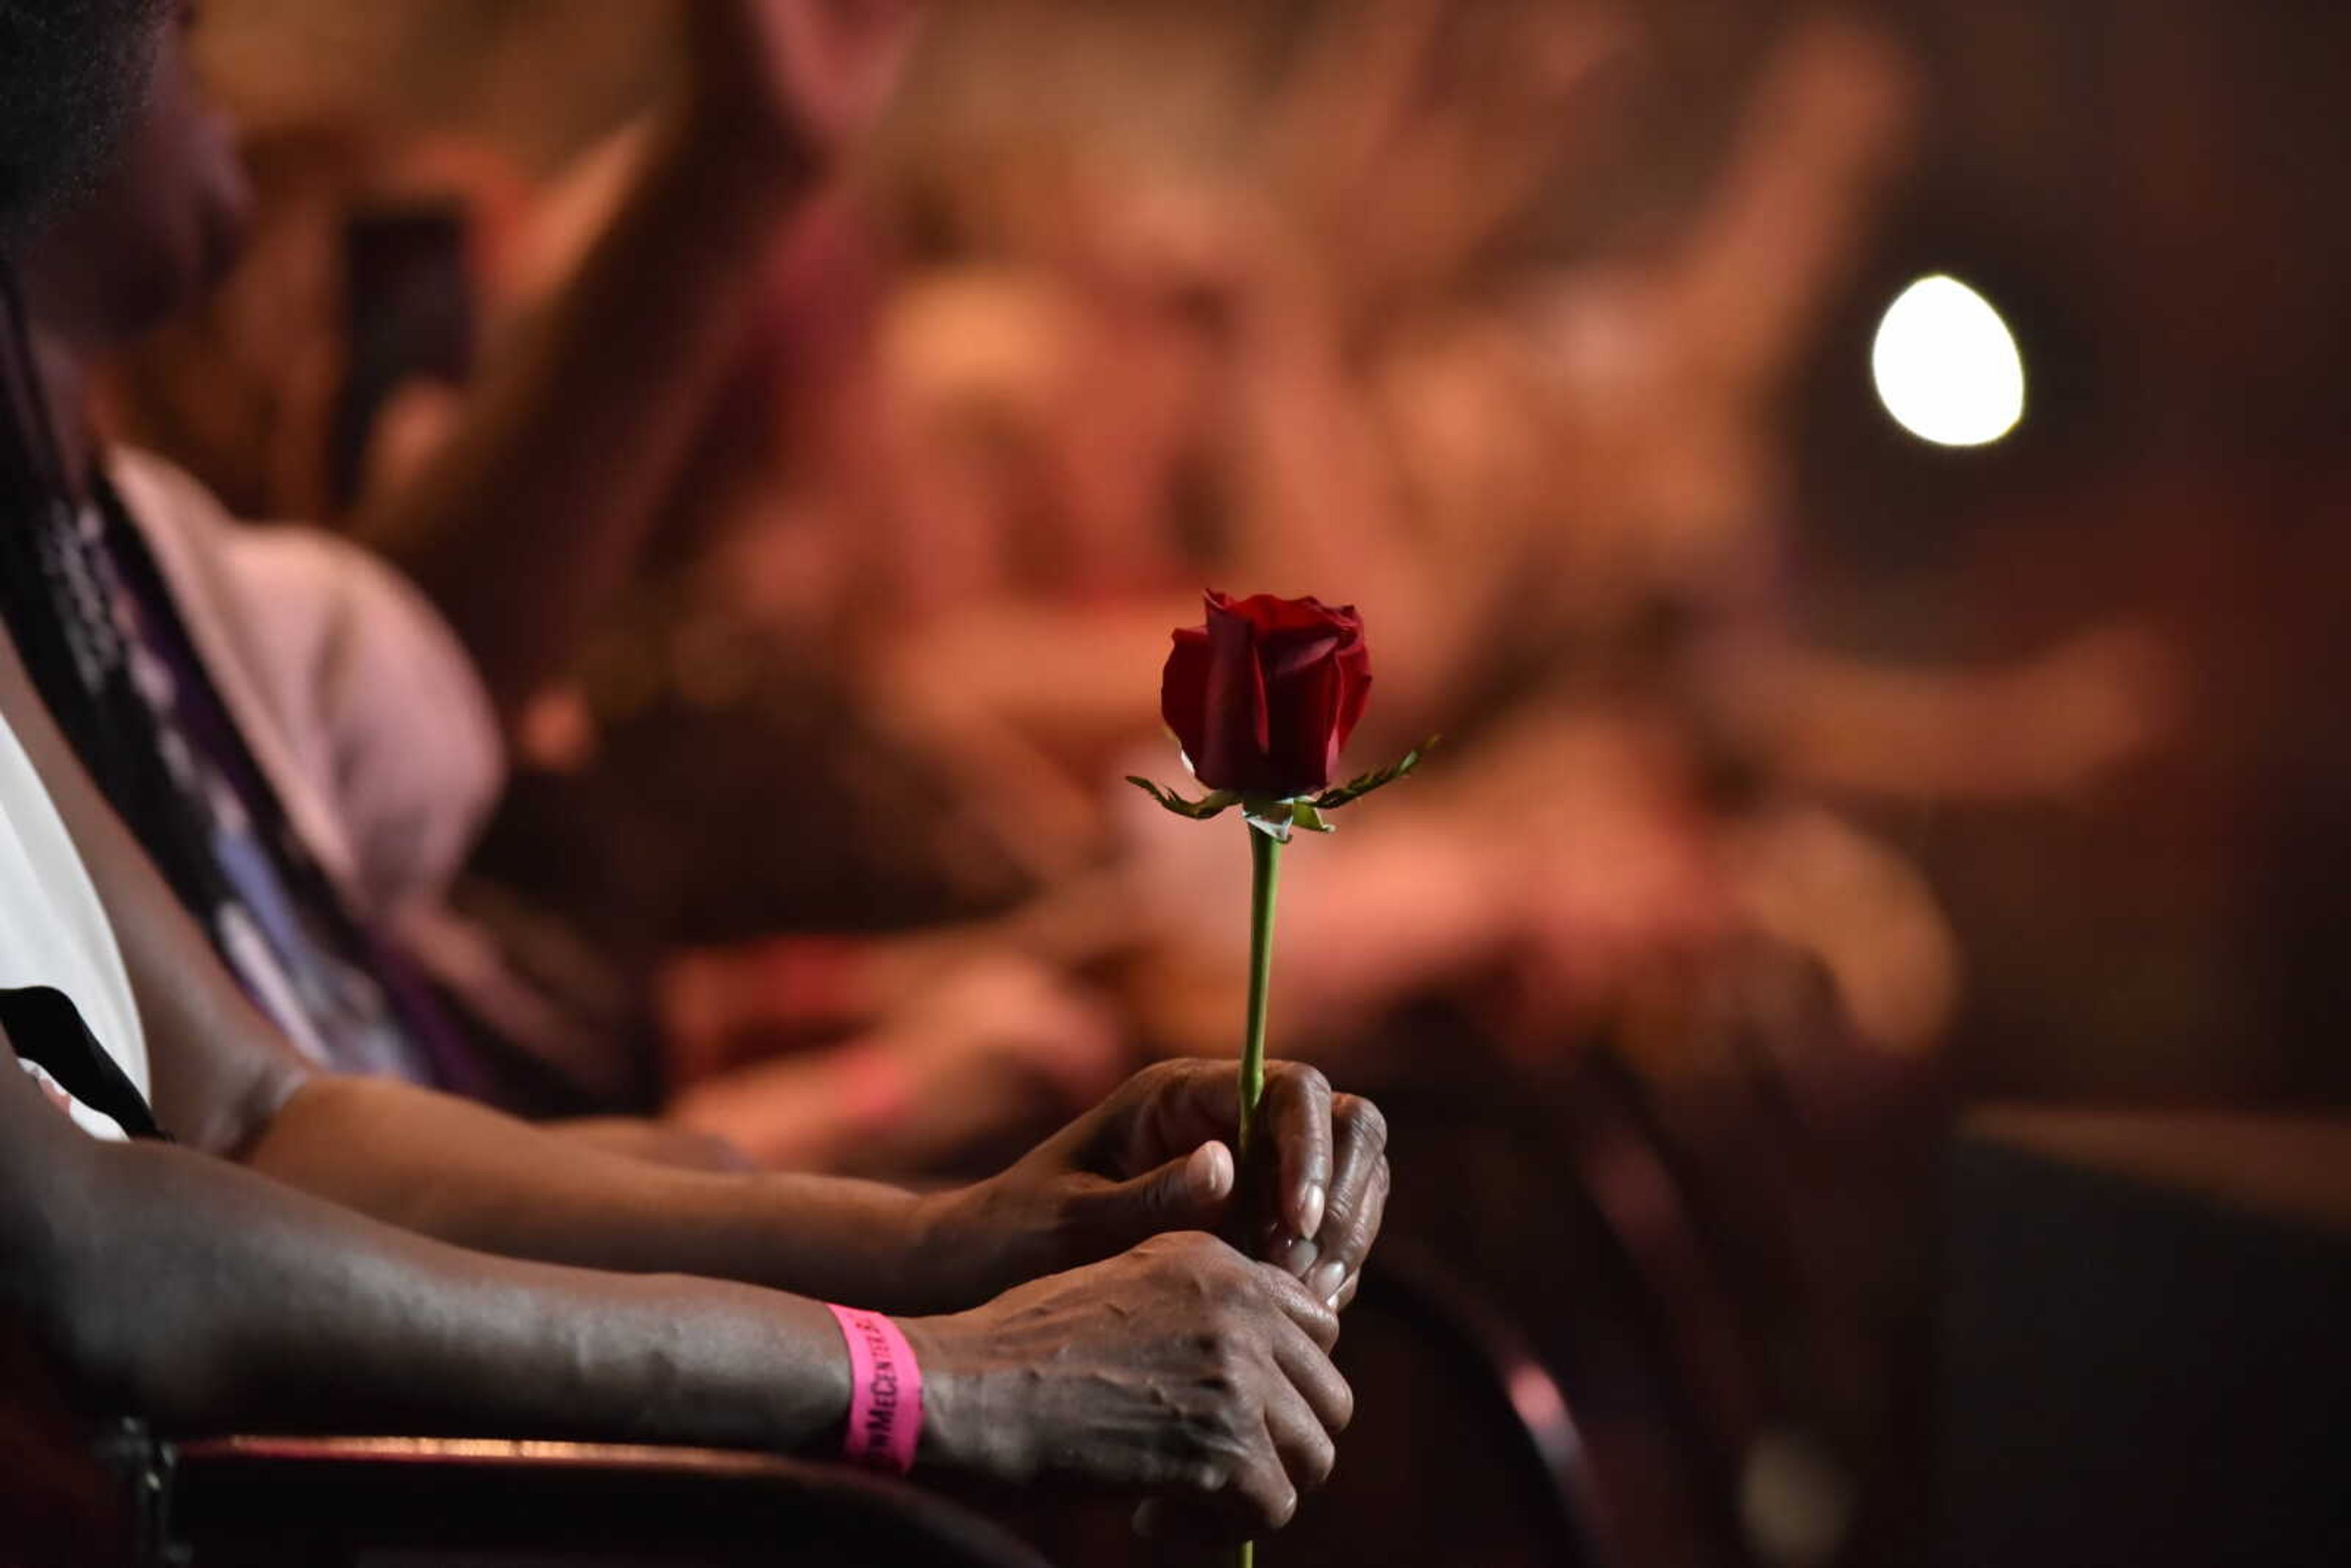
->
1870, 274, 2025, 447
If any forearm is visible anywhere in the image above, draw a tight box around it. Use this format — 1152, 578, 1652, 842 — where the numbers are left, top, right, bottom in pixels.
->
356, 112, 812, 722
12, 1125, 846, 1450
1669, 17, 1913, 399
242, 1075, 972, 1313
1752, 648, 2067, 801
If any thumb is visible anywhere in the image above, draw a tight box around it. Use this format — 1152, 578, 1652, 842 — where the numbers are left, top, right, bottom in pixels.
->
1074, 1141, 1235, 1247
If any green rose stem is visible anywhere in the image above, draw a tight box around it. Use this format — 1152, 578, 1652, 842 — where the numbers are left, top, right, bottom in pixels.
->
1128, 727, 1430, 1568
1239, 819, 1283, 1167
1236, 819, 1285, 1568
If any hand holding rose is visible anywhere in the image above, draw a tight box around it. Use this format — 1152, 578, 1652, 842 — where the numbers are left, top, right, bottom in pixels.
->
907, 1232, 1351, 1537
921, 1059, 1392, 1312
909, 593, 1414, 1559
1132, 591, 1425, 1564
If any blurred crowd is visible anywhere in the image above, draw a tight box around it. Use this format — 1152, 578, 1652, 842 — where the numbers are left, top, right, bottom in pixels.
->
105, 0, 2169, 1138
56, 0, 2333, 1561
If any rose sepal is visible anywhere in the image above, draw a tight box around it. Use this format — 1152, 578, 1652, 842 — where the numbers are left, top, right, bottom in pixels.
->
1308, 737, 1438, 811
1239, 797, 1332, 842
1131, 737, 1434, 835
1125, 776, 1242, 820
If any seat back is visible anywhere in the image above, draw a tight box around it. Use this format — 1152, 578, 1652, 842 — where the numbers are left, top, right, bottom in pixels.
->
0, 1348, 144, 1568
1284, 1240, 1615, 1568
162, 1436, 1053, 1568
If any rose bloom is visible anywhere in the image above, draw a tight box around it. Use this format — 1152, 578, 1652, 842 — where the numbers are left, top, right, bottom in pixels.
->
1161, 591, 1372, 797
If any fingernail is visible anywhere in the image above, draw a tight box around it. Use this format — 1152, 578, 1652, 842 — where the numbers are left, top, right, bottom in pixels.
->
1297, 1182, 1327, 1240
1281, 1236, 1319, 1277
1310, 1260, 1347, 1303
1191, 1141, 1234, 1199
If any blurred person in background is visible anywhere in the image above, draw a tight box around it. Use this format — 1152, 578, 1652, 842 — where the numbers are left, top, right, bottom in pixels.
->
88, 0, 2164, 1208
617, 0, 2165, 1087
32, 0, 1130, 1172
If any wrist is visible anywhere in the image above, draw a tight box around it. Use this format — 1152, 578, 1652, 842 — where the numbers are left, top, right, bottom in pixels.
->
899, 1184, 999, 1314
896, 1313, 1018, 1482
847, 1179, 956, 1315
906, 1176, 1067, 1313
822, 1303, 924, 1474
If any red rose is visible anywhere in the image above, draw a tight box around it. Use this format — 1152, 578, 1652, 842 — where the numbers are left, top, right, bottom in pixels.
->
1161, 591, 1372, 797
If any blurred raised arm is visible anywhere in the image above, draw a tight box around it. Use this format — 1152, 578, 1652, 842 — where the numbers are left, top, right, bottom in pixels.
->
356, 0, 924, 725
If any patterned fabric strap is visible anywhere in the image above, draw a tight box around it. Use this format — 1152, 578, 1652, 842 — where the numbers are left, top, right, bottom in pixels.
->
823, 1303, 923, 1476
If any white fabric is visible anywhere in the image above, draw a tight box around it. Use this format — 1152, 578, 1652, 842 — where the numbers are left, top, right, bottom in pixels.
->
107, 448, 507, 920
0, 708, 150, 1141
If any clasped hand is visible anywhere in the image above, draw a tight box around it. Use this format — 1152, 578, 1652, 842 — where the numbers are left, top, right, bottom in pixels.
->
921, 1057, 1392, 1311
905, 1060, 1390, 1536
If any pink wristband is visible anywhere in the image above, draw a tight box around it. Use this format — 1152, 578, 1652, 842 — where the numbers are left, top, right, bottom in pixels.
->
825, 1304, 923, 1475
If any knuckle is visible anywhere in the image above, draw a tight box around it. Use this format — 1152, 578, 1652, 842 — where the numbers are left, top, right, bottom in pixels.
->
1156, 1059, 1223, 1101
1171, 1229, 1222, 1260
1166, 1406, 1217, 1463
1205, 1326, 1256, 1385
1183, 1459, 1229, 1498
1139, 1058, 1195, 1091
1338, 1095, 1389, 1150
1176, 1411, 1252, 1471
1201, 1356, 1245, 1400
1197, 1242, 1251, 1294
1260, 1262, 1312, 1313
1155, 1230, 1219, 1281
1111, 1060, 1182, 1114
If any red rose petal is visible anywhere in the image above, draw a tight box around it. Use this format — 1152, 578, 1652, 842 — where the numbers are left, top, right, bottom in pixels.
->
1163, 590, 1374, 796
1160, 625, 1215, 771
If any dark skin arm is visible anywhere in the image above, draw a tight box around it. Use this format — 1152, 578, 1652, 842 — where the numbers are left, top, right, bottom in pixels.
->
1, 1052, 1351, 1531
250, 1055, 1390, 1316
0, 623, 1360, 1528
354, 0, 924, 726
0, 1051, 850, 1448
0, 621, 1388, 1316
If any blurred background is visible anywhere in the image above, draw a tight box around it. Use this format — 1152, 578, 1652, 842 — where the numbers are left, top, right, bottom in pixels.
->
85, 1, 2351, 1564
